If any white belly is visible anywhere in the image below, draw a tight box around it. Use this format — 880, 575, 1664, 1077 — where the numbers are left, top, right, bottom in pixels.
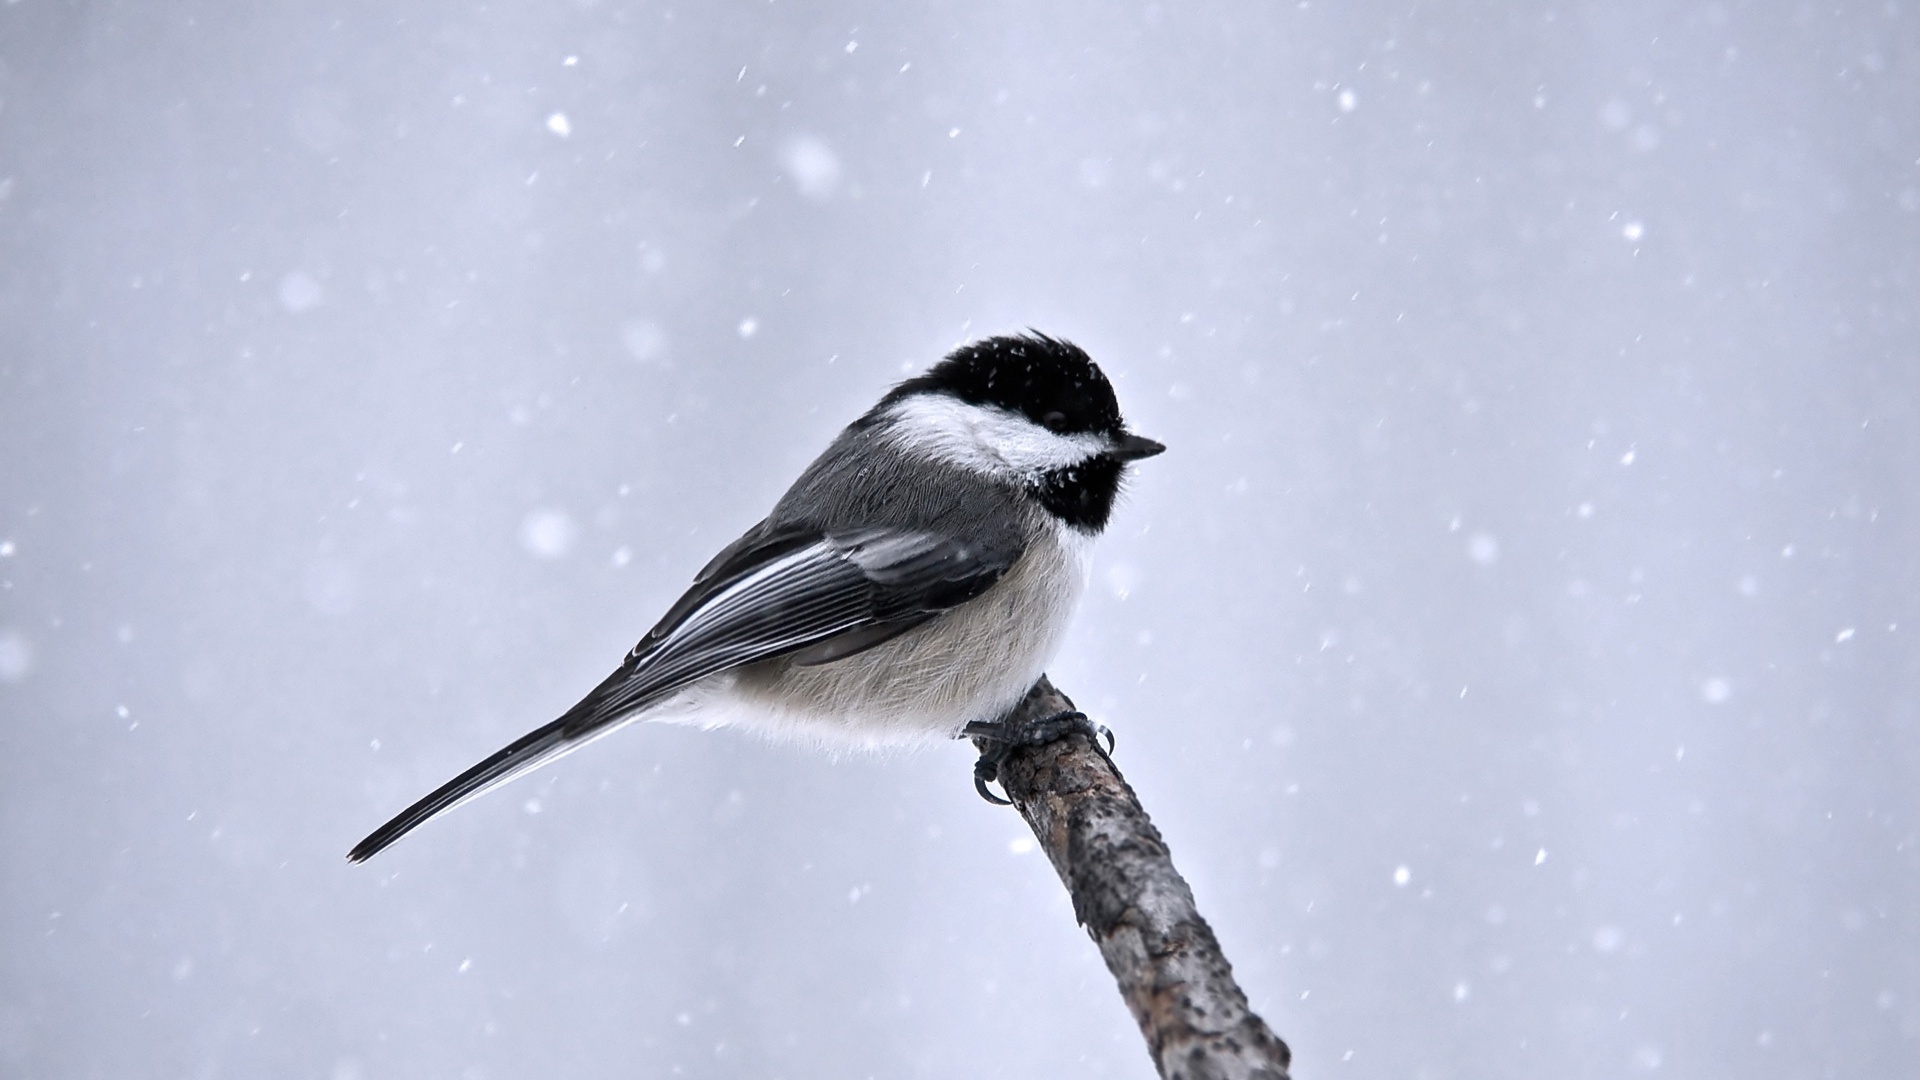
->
687, 524, 1092, 747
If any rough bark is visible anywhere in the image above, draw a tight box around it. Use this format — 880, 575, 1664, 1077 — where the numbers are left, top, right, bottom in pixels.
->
973, 677, 1292, 1080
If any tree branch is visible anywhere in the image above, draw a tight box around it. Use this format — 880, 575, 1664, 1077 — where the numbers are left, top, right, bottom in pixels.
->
972, 676, 1292, 1080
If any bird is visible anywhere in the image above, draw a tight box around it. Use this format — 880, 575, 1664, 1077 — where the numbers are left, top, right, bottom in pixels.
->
348, 332, 1164, 862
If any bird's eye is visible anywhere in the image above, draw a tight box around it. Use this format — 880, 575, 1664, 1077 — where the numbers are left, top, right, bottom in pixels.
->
1041, 410, 1069, 432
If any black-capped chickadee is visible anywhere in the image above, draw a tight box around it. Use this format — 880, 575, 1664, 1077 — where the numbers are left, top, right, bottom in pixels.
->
348, 332, 1163, 862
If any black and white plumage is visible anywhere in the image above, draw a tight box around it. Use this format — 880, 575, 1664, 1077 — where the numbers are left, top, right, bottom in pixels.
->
348, 333, 1163, 862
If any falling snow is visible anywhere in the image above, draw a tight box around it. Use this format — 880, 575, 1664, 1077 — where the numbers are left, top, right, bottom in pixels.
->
519, 509, 579, 559
1, 4, 1912, 1079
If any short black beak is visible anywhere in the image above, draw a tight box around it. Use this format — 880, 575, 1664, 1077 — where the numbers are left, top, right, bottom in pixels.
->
1110, 433, 1167, 462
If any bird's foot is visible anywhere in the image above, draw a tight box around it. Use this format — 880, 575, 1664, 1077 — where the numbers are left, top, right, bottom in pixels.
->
963, 710, 1115, 805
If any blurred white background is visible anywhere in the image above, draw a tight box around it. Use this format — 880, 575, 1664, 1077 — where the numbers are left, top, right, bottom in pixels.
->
2, 1, 1916, 1077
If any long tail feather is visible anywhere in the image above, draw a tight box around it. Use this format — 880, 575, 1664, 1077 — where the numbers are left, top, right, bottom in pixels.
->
347, 670, 647, 862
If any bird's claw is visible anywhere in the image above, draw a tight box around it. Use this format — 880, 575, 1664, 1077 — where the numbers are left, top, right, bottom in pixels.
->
973, 765, 1014, 805
964, 709, 1113, 806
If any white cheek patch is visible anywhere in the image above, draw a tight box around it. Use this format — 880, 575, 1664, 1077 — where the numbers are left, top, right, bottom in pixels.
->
882, 394, 1106, 479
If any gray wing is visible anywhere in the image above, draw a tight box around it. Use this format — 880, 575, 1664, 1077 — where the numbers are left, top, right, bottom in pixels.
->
348, 526, 1022, 861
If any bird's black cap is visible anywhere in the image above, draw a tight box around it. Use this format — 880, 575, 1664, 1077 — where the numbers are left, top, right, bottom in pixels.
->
883, 332, 1127, 439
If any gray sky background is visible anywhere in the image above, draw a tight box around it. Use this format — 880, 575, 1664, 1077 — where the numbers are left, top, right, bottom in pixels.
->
2, 1, 1916, 1077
